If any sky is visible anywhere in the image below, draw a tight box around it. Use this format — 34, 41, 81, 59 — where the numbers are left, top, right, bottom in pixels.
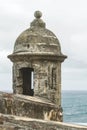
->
0, 0, 87, 92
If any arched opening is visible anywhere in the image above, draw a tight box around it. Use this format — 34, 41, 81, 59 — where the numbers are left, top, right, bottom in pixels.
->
20, 68, 34, 96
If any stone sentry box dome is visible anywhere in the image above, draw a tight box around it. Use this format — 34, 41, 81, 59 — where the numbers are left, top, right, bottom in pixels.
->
8, 11, 67, 105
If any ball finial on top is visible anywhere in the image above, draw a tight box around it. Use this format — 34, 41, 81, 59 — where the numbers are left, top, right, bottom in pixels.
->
34, 11, 42, 19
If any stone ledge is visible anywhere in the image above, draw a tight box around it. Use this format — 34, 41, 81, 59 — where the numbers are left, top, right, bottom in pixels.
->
0, 113, 87, 130
0, 92, 62, 121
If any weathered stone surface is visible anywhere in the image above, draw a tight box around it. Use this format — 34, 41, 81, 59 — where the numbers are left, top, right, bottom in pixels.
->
8, 11, 67, 107
0, 113, 87, 130
1, 10, 87, 130
0, 92, 63, 122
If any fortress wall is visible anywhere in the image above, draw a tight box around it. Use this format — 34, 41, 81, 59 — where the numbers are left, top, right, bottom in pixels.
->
0, 92, 62, 121
0, 113, 87, 130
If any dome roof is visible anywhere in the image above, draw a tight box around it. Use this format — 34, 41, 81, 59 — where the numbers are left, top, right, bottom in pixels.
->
13, 11, 61, 55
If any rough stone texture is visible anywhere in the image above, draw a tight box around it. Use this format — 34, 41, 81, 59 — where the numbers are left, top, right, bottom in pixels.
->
0, 92, 63, 122
1, 11, 87, 130
0, 113, 87, 130
8, 11, 67, 106
12, 60, 62, 105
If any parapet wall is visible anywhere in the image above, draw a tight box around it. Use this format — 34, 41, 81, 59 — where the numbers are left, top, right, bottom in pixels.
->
0, 92, 63, 122
0, 113, 87, 130
0, 92, 87, 130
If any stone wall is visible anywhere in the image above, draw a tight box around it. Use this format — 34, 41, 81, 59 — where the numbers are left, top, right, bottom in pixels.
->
0, 92, 87, 130
12, 60, 61, 105
0, 92, 63, 122
0, 113, 87, 130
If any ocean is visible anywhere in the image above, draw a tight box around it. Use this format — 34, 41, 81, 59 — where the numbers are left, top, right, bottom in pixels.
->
62, 90, 87, 125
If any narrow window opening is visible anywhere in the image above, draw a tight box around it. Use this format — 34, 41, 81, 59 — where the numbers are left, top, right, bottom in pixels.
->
27, 44, 30, 48
20, 68, 34, 96
52, 68, 56, 90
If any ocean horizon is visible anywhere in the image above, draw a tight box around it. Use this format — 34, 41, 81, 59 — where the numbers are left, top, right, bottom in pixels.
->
62, 90, 87, 125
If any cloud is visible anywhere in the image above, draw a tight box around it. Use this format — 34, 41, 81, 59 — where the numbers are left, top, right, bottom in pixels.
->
62, 66, 87, 90
0, 50, 12, 73
0, 0, 24, 15
0, 0, 87, 90
0, 73, 12, 92
69, 33, 87, 63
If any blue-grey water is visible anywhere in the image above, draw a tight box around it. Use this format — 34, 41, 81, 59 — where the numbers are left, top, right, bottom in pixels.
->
62, 90, 87, 124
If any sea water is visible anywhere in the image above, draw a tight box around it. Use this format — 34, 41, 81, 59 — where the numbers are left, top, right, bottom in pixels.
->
62, 90, 87, 125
